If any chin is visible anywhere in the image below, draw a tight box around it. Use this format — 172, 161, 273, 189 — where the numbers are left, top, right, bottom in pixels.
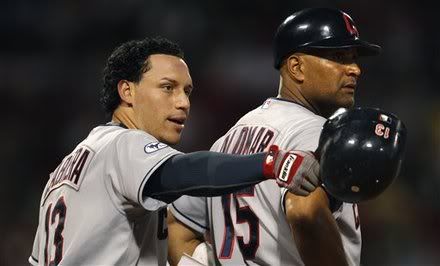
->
340, 98, 355, 109
160, 134, 181, 145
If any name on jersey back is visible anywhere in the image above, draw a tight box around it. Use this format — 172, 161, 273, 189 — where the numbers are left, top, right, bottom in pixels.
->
42, 146, 94, 202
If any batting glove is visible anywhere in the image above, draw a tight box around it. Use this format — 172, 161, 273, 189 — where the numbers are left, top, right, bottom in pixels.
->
263, 145, 319, 196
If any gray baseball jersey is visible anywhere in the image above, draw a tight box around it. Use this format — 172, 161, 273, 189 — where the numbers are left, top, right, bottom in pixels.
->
170, 98, 361, 265
29, 124, 180, 266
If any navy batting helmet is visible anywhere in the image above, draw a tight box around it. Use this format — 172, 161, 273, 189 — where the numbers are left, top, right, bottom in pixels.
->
273, 7, 381, 69
317, 107, 407, 203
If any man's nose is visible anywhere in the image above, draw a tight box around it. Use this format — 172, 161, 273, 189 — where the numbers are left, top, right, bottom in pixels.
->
175, 90, 190, 111
346, 62, 361, 77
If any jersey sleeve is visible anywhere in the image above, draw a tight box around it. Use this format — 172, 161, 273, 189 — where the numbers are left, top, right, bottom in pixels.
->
28, 226, 40, 266
112, 130, 181, 211
280, 187, 290, 214
277, 116, 326, 208
169, 195, 209, 234
209, 137, 223, 152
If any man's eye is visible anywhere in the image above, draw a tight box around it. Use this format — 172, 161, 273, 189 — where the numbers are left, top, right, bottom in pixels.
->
163, 84, 173, 90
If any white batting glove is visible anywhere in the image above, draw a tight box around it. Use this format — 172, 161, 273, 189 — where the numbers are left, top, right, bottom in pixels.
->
263, 145, 319, 196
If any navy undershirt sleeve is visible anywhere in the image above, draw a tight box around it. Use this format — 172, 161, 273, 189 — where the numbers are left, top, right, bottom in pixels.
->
143, 151, 267, 203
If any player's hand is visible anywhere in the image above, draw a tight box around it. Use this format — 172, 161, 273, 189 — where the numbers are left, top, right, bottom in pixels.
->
263, 145, 319, 196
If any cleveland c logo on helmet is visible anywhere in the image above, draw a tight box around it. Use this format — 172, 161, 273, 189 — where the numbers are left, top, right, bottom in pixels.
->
342, 12, 359, 37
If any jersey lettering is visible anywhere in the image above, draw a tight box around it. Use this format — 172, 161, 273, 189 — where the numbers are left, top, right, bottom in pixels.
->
220, 194, 235, 258
43, 147, 94, 202
220, 131, 236, 153
249, 127, 265, 154
45, 196, 67, 266
232, 127, 249, 155
220, 126, 275, 155
220, 187, 260, 260
217, 125, 274, 259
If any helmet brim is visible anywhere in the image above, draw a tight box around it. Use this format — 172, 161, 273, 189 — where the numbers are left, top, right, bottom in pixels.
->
274, 38, 381, 69
304, 37, 382, 56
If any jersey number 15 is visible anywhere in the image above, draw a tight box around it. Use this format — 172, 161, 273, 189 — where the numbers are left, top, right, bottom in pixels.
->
220, 186, 259, 260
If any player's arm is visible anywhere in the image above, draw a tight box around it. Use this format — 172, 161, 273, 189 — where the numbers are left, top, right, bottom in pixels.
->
167, 210, 204, 266
143, 146, 319, 202
284, 187, 348, 266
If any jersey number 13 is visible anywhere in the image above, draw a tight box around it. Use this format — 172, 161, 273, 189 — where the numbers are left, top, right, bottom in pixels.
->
44, 196, 67, 266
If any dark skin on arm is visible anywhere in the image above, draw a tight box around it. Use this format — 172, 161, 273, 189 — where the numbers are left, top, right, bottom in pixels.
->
284, 187, 348, 266
167, 210, 203, 266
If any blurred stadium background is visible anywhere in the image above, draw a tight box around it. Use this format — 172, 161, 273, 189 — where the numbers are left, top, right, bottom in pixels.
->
1, 0, 439, 265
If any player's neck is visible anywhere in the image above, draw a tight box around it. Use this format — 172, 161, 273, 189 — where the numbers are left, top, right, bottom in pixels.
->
112, 105, 139, 129
279, 85, 320, 116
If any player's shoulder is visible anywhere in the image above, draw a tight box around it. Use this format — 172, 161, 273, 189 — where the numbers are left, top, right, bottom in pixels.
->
271, 98, 325, 119
82, 123, 157, 151
239, 98, 325, 128
83, 123, 125, 145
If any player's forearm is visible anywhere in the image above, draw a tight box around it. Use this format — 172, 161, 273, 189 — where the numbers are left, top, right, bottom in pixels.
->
167, 211, 203, 266
168, 237, 201, 266
285, 189, 348, 266
144, 151, 267, 202
292, 210, 348, 266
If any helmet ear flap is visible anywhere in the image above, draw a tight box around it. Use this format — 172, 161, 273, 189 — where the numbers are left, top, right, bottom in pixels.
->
318, 107, 407, 203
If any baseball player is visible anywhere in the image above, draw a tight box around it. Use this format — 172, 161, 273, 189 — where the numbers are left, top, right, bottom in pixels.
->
28, 37, 319, 266
168, 8, 381, 266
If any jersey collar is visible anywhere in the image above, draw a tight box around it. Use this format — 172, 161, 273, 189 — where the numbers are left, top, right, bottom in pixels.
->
105, 121, 128, 129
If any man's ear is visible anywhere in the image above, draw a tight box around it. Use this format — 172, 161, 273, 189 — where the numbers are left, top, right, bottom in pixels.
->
117, 80, 134, 106
286, 54, 305, 82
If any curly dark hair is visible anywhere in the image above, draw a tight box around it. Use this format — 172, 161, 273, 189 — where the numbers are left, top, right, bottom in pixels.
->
100, 36, 184, 115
